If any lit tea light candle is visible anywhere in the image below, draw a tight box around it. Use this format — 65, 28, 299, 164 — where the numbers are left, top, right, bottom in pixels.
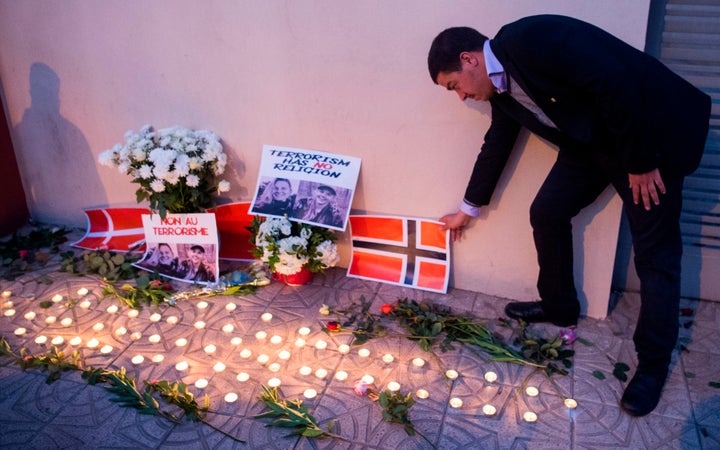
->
523, 411, 538, 423
14, 327, 26, 336
77, 287, 89, 296
2, 300, 12, 308
194, 321, 206, 330
361, 374, 375, 384
255, 330, 267, 340
267, 377, 281, 388
197, 301, 209, 310
564, 398, 578, 409
449, 397, 463, 408
335, 370, 348, 381
278, 350, 291, 360
70, 336, 82, 346
195, 378, 208, 389
230, 337, 242, 346
35, 335, 48, 345
239, 349, 252, 359
222, 324, 235, 333
294, 338, 306, 347
60, 317, 73, 327
152, 354, 164, 363
261, 312, 273, 322
482, 404, 497, 416
24, 311, 36, 320
204, 344, 217, 354
257, 354, 270, 365
445, 369, 459, 380
412, 358, 425, 368
338, 344, 350, 354
132, 355, 145, 365
416, 389, 429, 399
92, 322, 104, 332
299, 366, 313, 376
315, 368, 328, 379
225, 302, 237, 312
236, 372, 250, 382
148, 334, 161, 344
525, 386, 539, 397
268, 363, 281, 373
166, 316, 178, 325
303, 389, 317, 399
100, 345, 113, 354
1, 290, 11, 298
52, 294, 64, 303
149, 313, 162, 322
175, 361, 189, 371
270, 335, 283, 345
315, 339, 327, 350
86, 338, 99, 348
382, 353, 394, 363
387, 381, 400, 392
130, 332, 142, 340
357, 348, 371, 358
175, 338, 188, 347
484, 371, 498, 383
44, 315, 56, 324
3, 309, 15, 317
51, 336, 65, 345
106, 305, 118, 314
298, 327, 310, 336
224, 392, 238, 403
79, 300, 92, 309
115, 327, 128, 336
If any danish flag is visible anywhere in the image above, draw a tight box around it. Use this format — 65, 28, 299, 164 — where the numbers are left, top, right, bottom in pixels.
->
72, 207, 149, 252
347, 215, 450, 293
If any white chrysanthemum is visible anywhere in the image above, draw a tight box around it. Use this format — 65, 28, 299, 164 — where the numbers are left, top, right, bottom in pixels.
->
131, 147, 146, 162
164, 171, 180, 185
98, 149, 116, 167
174, 154, 190, 177
153, 164, 170, 180
138, 164, 153, 179
279, 236, 308, 254
150, 179, 165, 193
316, 240, 340, 268
217, 180, 230, 193
186, 174, 200, 187
188, 158, 202, 170
300, 227, 312, 240
117, 162, 130, 174
274, 253, 308, 275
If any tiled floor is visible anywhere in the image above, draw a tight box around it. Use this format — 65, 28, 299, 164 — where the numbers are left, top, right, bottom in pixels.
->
1, 231, 719, 449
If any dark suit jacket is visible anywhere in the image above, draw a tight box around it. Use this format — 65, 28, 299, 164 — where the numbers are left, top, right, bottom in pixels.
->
464, 15, 711, 207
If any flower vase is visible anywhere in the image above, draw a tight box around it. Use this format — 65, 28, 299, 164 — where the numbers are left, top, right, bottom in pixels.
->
272, 267, 314, 286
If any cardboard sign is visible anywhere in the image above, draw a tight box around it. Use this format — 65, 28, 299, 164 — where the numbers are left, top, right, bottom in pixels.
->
249, 145, 361, 231
134, 213, 219, 284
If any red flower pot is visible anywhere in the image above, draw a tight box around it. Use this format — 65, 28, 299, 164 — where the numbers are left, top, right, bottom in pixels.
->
272, 267, 314, 286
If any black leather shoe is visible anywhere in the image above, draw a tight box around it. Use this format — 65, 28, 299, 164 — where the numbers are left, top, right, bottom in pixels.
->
620, 370, 666, 417
504, 301, 577, 327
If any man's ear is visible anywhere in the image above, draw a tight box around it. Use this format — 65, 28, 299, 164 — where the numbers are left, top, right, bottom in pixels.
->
459, 51, 478, 66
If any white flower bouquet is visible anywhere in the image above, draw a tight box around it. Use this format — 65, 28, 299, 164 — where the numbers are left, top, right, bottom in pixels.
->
250, 216, 339, 275
99, 125, 230, 218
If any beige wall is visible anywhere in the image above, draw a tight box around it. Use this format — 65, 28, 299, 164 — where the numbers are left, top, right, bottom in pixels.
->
0, 0, 651, 318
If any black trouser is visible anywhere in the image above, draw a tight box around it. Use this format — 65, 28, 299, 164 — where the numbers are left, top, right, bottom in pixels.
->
529, 148, 683, 371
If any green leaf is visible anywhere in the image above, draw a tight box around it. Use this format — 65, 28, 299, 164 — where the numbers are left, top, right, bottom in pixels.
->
709, 381, 720, 389
592, 370, 606, 380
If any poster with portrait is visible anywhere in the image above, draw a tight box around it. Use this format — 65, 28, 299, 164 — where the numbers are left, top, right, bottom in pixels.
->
133, 213, 219, 285
249, 145, 362, 231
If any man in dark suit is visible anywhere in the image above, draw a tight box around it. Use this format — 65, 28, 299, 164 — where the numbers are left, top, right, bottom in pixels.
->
428, 15, 710, 417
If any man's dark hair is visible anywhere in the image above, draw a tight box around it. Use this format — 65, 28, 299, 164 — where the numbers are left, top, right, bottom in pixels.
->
428, 27, 488, 83
190, 245, 205, 253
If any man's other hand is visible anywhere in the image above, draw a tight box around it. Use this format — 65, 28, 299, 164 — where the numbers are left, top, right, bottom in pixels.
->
629, 168, 666, 210
439, 210, 471, 242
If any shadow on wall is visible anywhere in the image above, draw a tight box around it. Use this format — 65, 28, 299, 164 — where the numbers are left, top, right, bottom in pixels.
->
13, 62, 106, 227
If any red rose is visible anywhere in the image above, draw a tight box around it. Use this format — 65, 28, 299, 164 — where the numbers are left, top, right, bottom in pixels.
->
381, 304, 393, 314
326, 321, 340, 332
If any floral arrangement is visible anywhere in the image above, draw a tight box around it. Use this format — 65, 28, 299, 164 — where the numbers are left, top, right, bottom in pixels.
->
249, 216, 339, 275
98, 125, 230, 218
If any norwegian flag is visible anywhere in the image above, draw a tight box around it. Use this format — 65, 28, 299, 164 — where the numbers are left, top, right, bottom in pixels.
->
347, 215, 450, 293
207, 202, 256, 260
72, 207, 149, 252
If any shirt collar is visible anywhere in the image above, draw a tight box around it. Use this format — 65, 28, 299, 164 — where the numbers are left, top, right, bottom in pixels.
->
483, 40, 507, 93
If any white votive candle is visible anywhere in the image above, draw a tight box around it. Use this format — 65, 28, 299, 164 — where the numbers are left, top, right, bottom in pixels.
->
1, 290, 11, 298
224, 392, 238, 403
194, 321, 206, 330
358, 348, 371, 357
298, 327, 310, 336
60, 317, 73, 327
449, 398, 463, 408
175, 361, 189, 371
52, 294, 64, 303
299, 366, 313, 376
278, 350, 291, 360
361, 374, 375, 384
412, 358, 425, 368
564, 398, 578, 409
131, 355, 145, 365
303, 389, 317, 399
69, 336, 82, 346
115, 327, 128, 336
257, 354, 269, 365
79, 300, 92, 309
152, 354, 164, 363
166, 316, 178, 325
484, 371, 498, 383
24, 311, 36, 320
239, 349, 252, 359
92, 322, 104, 332
100, 345, 113, 354
14, 327, 26, 336
77, 287, 89, 296
268, 363, 281, 373
315, 368, 328, 379
445, 369, 459, 380
255, 330, 267, 340
195, 378, 208, 389
148, 334, 161, 344
335, 370, 348, 381
382, 353, 394, 363
106, 305, 118, 314
175, 338, 188, 347
523, 411, 538, 423
295, 338, 306, 347
338, 344, 350, 354
236, 372, 250, 382
416, 389, 429, 399
128, 309, 139, 318
51, 336, 64, 345
222, 324, 235, 333
44, 315, 56, 324
387, 381, 400, 392
261, 312, 273, 322
230, 337, 242, 346
130, 332, 142, 340
197, 301, 209, 310
204, 344, 217, 354
525, 386, 539, 397
149, 313, 161, 322
35, 335, 48, 345
225, 302, 237, 312
267, 377, 281, 387
315, 339, 327, 350
3, 309, 15, 317
270, 335, 283, 345
86, 338, 99, 349
483, 404, 497, 416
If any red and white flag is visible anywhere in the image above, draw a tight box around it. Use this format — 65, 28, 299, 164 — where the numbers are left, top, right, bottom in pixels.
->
72, 207, 149, 252
207, 202, 256, 261
347, 215, 450, 293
